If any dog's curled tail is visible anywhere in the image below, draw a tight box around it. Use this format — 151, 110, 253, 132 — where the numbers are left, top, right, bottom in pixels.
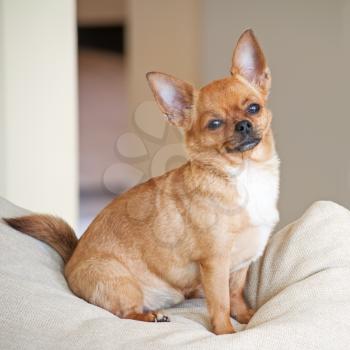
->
3, 215, 77, 263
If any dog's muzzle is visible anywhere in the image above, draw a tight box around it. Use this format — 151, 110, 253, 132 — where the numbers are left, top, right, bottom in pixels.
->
225, 136, 261, 153
235, 137, 261, 152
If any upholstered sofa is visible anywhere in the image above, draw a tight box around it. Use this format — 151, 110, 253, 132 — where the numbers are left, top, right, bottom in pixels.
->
1, 197, 350, 349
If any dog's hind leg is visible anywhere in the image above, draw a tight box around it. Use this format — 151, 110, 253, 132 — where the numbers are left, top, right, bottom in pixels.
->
65, 257, 169, 322
125, 311, 169, 322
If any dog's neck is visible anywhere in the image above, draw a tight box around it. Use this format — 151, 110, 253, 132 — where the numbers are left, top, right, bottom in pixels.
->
187, 128, 277, 182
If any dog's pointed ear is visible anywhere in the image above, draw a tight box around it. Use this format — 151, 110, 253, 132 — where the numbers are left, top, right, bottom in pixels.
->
231, 29, 271, 94
146, 72, 194, 129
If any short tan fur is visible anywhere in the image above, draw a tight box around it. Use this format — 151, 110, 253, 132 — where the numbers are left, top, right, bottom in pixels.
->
4, 30, 279, 335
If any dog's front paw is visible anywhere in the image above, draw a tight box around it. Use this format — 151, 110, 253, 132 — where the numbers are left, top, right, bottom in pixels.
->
213, 323, 236, 335
232, 308, 254, 324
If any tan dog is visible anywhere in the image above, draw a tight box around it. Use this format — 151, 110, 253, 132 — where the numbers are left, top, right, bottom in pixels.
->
4, 30, 279, 335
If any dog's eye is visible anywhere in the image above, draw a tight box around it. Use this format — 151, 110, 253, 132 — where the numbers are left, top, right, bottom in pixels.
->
207, 119, 224, 130
247, 103, 261, 115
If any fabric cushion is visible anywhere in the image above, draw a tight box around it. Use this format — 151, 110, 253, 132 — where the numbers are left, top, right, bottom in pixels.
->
1, 197, 350, 349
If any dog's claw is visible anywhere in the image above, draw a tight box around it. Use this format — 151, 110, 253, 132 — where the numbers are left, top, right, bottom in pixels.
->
154, 313, 170, 322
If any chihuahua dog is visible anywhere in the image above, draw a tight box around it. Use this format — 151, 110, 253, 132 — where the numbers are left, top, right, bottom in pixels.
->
4, 30, 279, 335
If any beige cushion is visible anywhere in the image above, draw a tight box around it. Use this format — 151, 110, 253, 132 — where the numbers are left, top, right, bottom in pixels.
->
1, 197, 350, 349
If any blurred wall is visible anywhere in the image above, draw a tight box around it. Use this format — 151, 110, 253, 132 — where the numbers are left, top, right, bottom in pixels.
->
77, 0, 125, 25
127, 0, 200, 117
1, 0, 348, 230
0, 0, 78, 227
79, 50, 127, 193
201, 0, 350, 226
0, 4, 4, 196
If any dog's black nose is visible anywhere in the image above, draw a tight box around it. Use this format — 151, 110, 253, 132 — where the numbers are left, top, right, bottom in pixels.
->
235, 120, 253, 135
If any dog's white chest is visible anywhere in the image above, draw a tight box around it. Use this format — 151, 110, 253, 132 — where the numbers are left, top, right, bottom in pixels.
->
228, 158, 279, 269
235, 160, 279, 226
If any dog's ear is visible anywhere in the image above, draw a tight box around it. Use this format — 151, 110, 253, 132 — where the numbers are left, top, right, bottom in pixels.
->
231, 29, 271, 94
146, 72, 194, 129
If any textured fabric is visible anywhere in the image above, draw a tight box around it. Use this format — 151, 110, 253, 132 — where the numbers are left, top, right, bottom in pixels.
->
1, 197, 350, 349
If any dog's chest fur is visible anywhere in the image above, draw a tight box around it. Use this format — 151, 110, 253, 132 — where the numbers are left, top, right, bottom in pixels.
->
228, 157, 279, 271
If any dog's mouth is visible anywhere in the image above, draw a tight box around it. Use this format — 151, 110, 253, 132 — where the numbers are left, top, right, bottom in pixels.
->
225, 137, 261, 153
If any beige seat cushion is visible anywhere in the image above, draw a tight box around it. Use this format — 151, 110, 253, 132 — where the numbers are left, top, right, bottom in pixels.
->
1, 197, 350, 349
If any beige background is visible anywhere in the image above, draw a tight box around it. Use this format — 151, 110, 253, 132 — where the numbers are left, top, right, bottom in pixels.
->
126, 0, 200, 117
0, 0, 349, 229
125, 0, 350, 227
200, 0, 350, 226
0, 0, 78, 227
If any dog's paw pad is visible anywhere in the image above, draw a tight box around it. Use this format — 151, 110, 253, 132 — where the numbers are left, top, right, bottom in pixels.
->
154, 313, 170, 322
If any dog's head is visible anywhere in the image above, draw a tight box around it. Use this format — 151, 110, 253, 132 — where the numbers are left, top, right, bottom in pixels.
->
147, 30, 274, 166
